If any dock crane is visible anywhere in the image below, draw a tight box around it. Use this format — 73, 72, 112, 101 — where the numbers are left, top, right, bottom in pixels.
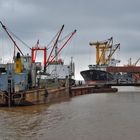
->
89, 37, 113, 65
46, 25, 64, 65
31, 25, 77, 72
47, 29, 77, 66
31, 25, 65, 72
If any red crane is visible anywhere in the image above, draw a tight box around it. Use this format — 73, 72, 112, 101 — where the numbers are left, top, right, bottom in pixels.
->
32, 29, 77, 72
47, 25, 64, 65
31, 40, 47, 71
47, 29, 77, 66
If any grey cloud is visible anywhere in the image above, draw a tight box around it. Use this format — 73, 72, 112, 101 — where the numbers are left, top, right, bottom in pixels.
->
0, 0, 140, 79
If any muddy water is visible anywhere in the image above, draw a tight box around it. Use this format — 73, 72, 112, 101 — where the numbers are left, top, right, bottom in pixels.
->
1, 87, 140, 140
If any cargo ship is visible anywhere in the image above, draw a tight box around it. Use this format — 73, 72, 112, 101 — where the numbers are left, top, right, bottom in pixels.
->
80, 37, 121, 86
0, 22, 76, 106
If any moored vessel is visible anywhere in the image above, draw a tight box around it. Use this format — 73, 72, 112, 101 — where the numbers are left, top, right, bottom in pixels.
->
0, 22, 76, 106
80, 37, 120, 86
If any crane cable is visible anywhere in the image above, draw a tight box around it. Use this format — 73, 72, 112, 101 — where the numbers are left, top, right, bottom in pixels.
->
46, 29, 73, 50
47, 31, 75, 59
8, 29, 31, 50
46, 29, 62, 50
58, 31, 74, 43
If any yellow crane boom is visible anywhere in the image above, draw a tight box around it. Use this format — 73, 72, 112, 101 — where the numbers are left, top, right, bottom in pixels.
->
105, 43, 120, 64
134, 58, 140, 66
89, 37, 113, 65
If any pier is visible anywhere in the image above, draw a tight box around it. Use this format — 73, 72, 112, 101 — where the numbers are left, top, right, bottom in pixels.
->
71, 85, 117, 96
106, 83, 140, 86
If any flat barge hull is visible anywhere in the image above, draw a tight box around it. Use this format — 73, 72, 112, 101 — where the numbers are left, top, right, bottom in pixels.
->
0, 87, 70, 106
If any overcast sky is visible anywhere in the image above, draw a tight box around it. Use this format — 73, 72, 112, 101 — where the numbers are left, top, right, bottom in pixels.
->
0, 0, 140, 80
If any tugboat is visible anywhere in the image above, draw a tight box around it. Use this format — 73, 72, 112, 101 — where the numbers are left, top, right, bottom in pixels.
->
80, 37, 120, 86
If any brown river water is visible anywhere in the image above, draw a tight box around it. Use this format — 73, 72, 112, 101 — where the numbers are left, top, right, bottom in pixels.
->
0, 87, 140, 140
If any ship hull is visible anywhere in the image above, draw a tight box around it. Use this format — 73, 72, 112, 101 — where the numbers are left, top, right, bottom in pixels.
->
80, 69, 114, 86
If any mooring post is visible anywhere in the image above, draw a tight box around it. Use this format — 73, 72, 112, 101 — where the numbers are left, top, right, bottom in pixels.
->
8, 90, 11, 108
68, 75, 72, 97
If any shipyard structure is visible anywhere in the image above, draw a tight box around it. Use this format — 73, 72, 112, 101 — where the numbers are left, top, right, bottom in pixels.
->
81, 37, 140, 86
